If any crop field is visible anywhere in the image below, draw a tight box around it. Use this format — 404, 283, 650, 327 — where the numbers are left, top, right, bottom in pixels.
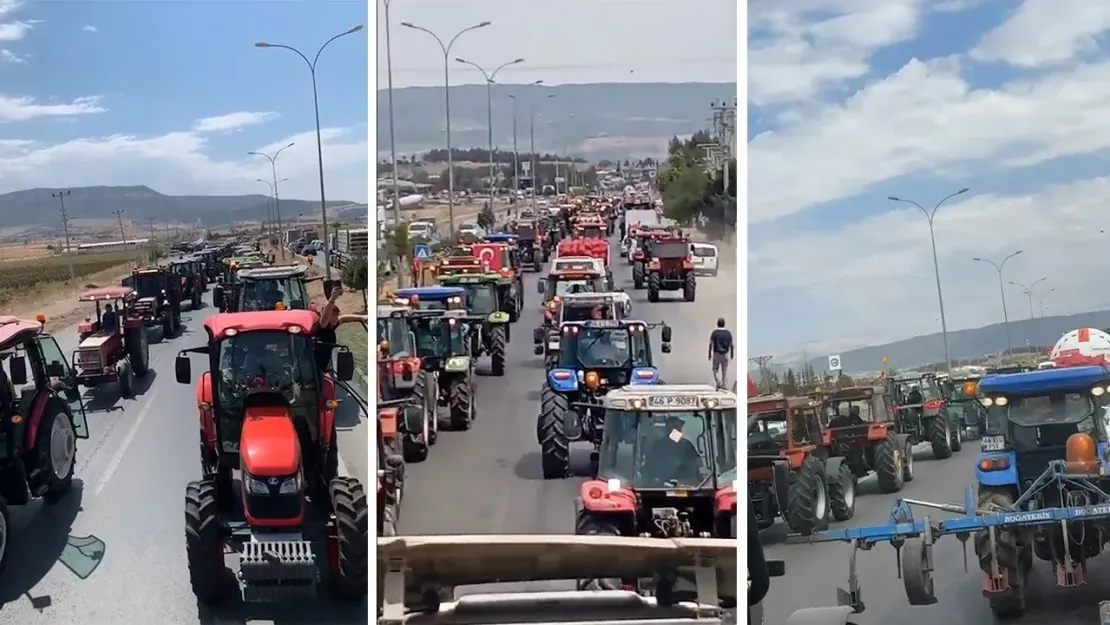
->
0, 251, 137, 291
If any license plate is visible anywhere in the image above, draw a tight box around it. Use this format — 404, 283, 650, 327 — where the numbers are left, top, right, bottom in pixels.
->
981, 435, 1006, 452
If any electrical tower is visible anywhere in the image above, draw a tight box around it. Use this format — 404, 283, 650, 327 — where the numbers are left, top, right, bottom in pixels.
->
51, 189, 74, 280
749, 355, 774, 390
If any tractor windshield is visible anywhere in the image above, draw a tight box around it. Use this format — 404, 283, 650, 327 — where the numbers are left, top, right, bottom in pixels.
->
547, 278, 599, 300
1006, 393, 1094, 427
239, 278, 307, 311
377, 316, 410, 356
410, 317, 466, 358
599, 410, 714, 489
130, 273, 164, 298
652, 242, 689, 259
215, 331, 317, 416
559, 326, 648, 368
581, 226, 603, 238
170, 263, 191, 276
458, 283, 498, 315
714, 409, 739, 483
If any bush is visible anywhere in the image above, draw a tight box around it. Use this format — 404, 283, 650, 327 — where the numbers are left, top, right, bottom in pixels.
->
343, 255, 369, 305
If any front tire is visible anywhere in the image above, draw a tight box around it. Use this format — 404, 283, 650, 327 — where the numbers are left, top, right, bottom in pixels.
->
538, 384, 570, 479
36, 404, 77, 504
185, 479, 228, 604
447, 377, 473, 431
574, 510, 623, 590
928, 416, 953, 459
828, 463, 856, 522
330, 477, 369, 599
489, 326, 507, 376
873, 435, 906, 493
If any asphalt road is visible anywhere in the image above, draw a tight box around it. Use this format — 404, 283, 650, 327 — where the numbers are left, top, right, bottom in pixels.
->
760, 440, 1110, 624
398, 232, 738, 594
2, 290, 369, 624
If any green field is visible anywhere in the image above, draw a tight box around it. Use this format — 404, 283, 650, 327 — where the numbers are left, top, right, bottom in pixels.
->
0, 251, 138, 290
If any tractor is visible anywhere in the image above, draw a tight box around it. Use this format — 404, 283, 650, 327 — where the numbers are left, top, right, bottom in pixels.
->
174, 309, 366, 605
72, 286, 151, 398
512, 221, 545, 271
405, 309, 476, 431
476, 235, 525, 319
813, 385, 913, 495
645, 235, 696, 302
376, 398, 406, 536
748, 393, 858, 536
535, 319, 671, 479
946, 373, 986, 440
377, 304, 437, 462
436, 273, 511, 376
220, 264, 319, 313
629, 230, 671, 285
886, 371, 962, 459
392, 286, 466, 312
0, 315, 91, 571
572, 384, 738, 602
167, 256, 204, 310
537, 265, 607, 306
533, 293, 633, 370
122, 266, 182, 339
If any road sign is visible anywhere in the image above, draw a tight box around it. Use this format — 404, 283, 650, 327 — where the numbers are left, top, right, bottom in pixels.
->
881, 354, 889, 364
828, 355, 842, 371
414, 244, 432, 259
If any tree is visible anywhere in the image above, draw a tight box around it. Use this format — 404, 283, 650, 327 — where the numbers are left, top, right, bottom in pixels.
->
477, 202, 496, 230
342, 255, 369, 307
388, 222, 411, 289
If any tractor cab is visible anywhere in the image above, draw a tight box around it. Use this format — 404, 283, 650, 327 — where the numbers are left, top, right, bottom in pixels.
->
230, 265, 317, 313
404, 309, 471, 373
578, 384, 738, 539
123, 267, 182, 334
474, 238, 524, 307
168, 256, 205, 309
437, 273, 511, 320
537, 265, 606, 304
536, 319, 670, 387
393, 286, 466, 312
948, 374, 987, 439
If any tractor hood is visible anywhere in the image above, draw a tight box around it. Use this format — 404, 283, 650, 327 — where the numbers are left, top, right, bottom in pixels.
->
240, 404, 300, 476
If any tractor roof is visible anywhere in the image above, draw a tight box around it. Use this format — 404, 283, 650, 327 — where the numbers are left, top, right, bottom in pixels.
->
204, 309, 319, 339
483, 233, 516, 243
239, 265, 309, 280
978, 365, 1110, 395
78, 286, 135, 302
377, 305, 411, 318
602, 384, 738, 411
438, 273, 502, 283
395, 286, 465, 300
0, 315, 44, 349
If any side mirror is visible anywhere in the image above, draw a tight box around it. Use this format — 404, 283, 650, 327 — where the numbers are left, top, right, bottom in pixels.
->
661, 343, 672, 354
335, 349, 355, 382
536, 279, 546, 294
532, 327, 545, 344
175, 355, 191, 384
533, 345, 544, 356
9, 356, 26, 386
661, 325, 672, 342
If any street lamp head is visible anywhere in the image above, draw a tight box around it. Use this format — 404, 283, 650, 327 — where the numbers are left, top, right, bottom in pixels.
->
477, 21, 492, 27
254, 42, 271, 48
1013, 250, 1024, 256
283, 142, 295, 149
400, 21, 415, 28
972, 257, 983, 262
247, 151, 261, 156
346, 25, 364, 34
511, 58, 524, 64
455, 57, 469, 64
887, 196, 901, 201
956, 188, 969, 194
533, 80, 544, 85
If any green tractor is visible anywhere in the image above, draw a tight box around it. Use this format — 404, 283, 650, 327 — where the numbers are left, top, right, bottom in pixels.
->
437, 272, 511, 376
406, 309, 476, 431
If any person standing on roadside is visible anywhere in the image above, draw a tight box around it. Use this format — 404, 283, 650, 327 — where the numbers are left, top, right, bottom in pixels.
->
708, 318, 734, 390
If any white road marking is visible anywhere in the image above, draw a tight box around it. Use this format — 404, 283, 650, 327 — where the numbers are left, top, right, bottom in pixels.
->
337, 450, 350, 477
93, 389, 160, 495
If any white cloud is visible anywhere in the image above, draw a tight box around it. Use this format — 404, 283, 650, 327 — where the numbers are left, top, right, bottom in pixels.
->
750, 58, 1110, 224
0, 48, 23, 63
0, 95, 105, 122
192, 111, 279, 133
970, 0, 1110, 68
0, 124, 368, 203
82, 24, 97, 33
748, 0, 925, 105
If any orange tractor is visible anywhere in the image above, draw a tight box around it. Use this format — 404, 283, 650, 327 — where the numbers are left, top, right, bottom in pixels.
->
645, 234, 696, 302
813, 385, 914, 494
175, 310, 366, 604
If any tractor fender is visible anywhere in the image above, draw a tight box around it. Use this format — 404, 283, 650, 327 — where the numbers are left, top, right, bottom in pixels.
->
823, 456, 847, 482
785, 606, 858, 625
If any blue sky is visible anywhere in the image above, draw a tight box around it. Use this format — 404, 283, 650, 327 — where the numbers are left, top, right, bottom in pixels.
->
749, 0, 1110, 362
0, 0, 368, 202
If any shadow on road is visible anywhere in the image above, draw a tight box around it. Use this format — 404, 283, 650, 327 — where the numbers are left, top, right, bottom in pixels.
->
513, 449, 594, 481
0, 480, 105, 612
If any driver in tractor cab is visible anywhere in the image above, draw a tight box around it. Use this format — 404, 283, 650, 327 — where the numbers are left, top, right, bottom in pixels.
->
220, 335, 298, 405
265, 283, 285, 309
101, 303, 119, 333
906, 385, 923, 405
643, 415, 702, 484
828, 404, 865, 428
590, 304, 608, 320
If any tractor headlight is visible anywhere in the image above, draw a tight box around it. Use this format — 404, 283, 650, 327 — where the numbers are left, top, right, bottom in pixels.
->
995, 396, 1009, 406
279, 472, 303, 495
1095, 386, 1107, 397
246, 476, 270, 495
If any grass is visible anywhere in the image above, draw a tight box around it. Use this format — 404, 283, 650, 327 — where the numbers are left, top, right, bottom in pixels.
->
0, 251, 140, 291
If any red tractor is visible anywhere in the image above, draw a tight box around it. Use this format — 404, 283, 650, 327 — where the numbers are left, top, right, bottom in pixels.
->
72, 286, 150, 399
645, 235, 696, 302
174, 310, 367, 604
0, 315, 91, 570
573, 384, 738, 599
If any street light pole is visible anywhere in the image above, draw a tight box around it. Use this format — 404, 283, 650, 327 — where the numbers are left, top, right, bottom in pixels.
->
248, 142, 295, 259
382, 0, 404, 284
972, 250, 1024, 355
1039, 288, 1056, 318
508, 93, 519, 198
255, 24, 364, 281
402, 20, 491, 237
255, 179, 276, 232
1009, 277, 1048, 320
887, 188, 969, 372
529, 89, 553, 212
257, 177, 289, 236
456, 57, 524, 203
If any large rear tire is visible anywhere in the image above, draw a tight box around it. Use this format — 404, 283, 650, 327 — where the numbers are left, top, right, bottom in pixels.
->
647, 272, 661, 302
185, 479, 229, 604
0, 497, 9, 577
538, 384, 570, 479
974, 488, 1028, 618
574, 510, 623, 590
928, 415, 953, 459
785, 456, 829, 536
828, 463, 856, 522
874, 435, 906, 493
330, 477, 369, 600
683, 272, 696, 302
489, 326, 507, 376
447, 377, 473, 431
36, 403, 76, 504
126, 327, 150, 376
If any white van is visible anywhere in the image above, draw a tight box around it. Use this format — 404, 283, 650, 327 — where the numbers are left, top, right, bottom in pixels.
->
690, 242, 719, 276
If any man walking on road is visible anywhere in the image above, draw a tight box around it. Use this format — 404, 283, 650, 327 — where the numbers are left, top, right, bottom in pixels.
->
708, 318, 734, 390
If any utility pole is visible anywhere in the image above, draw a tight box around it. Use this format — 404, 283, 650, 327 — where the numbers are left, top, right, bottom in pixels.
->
52, 190, 74, 280
748, 355, 774, 391
509, 94, 519, 201
708, 99, 737, 194
147, 217, 158, 249
114, 209, 128, 244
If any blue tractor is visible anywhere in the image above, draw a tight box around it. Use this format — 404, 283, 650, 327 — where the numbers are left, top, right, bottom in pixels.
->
536, 319, 671, 479
392, 286, 466, 312
802, 365, 1110, 620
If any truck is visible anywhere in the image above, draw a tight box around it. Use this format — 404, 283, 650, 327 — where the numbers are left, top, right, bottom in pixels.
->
331, 228, 369, 269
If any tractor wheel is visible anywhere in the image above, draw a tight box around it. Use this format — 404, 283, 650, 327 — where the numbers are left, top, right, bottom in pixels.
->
538, 384, 570, 479
974, 487, 1028, 618
161, 310, 174, 340
401, 404, 429, 463
785, 456, 829, 536
633, 263, 645, 289
873, 435, 906, 493
683, 272, 696, 302
447, 378, 473, 431
185, 479, 229, 604
903, 438, 916, 482
126, 327, 150, 376
489, 326, 507, 376
949, 414, 963, 452
574, 510, 623, 590
412, 372, 436, 445
118, 360, 134, 398
928, 416, 953, 459
828, 463, 857, 522
647, 272, 661, 302
35, 402, 77, 504
330, 477, 369, 600
506, 295, 520, 323
0, 497, 9, 577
